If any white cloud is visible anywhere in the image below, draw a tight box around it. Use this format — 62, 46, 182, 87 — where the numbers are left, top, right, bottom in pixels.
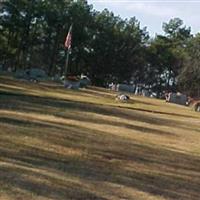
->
89, 1, 181, 17
88, 0, 200, 35
124, 2, 180, 17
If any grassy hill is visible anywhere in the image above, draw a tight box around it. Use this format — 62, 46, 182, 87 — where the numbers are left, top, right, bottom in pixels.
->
1, 76, 200, 200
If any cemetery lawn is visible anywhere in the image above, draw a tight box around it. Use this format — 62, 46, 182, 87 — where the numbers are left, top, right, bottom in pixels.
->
1, 75, 200, 200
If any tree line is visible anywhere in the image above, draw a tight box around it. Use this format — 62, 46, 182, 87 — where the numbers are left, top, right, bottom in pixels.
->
0, 0, 200, 97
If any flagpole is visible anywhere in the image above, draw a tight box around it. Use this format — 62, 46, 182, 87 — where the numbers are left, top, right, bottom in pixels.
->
64, 49, 70, 78
64, 24, 72, 80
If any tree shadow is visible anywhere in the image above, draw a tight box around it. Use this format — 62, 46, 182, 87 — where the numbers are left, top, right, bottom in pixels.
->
1, 92, 199, 133
0, 164, 108, 200
1, 126, 200, 200
1, 84, 200, 199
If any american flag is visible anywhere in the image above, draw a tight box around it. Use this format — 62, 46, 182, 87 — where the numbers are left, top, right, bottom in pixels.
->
64, 25, 72, 49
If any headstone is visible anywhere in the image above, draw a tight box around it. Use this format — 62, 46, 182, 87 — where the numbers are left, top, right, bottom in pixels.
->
28, 68, 47, 80
166, 92, 187, 105
142, 89, 150, 97
193, 102, 200, 112
64, 79, 80, 90
15, 68, 47, 81
117, 84, 135, 93
79, 75, 91, 88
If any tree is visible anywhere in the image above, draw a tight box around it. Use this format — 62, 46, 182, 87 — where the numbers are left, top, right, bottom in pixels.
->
178, 34, 200, 97
146, 18, 191, 95
87, 10, 148, 86
162, 18, 191, 77
0, 0, 47, 70
163, 18, 191, 40
2, 1, 196, 94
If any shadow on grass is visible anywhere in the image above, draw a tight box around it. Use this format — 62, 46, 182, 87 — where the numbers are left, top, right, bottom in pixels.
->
0, 164, 108, 200
55, 113, 175, 136
0, 117, 55, 129
1, 86, 200, 199
1, 122, 200, 200
1, 111, 175, 137
1, 91, 199, 133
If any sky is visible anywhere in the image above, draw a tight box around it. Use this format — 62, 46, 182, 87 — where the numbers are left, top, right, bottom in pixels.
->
87, 0, 200, 37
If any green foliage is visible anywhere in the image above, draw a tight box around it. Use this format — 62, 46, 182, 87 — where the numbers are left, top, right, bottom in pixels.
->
0, 0, 148, 86
178, 34, 200, 97
163, 18, 191, 40
145, 18, 191, 94
0, 2, 199, 96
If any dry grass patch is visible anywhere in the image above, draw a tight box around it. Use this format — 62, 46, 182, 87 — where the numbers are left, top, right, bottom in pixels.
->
1, 75, 200, 200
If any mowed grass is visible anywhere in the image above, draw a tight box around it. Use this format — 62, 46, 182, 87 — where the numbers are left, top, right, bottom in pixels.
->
1, 76, 200, 200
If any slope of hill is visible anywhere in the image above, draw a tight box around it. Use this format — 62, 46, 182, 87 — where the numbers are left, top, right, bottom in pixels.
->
1, 76, 200, 200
